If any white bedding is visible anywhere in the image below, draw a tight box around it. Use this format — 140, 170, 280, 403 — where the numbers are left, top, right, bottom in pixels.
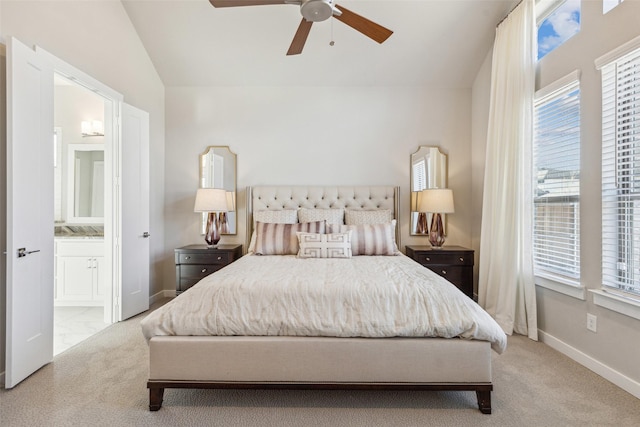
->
141, 254, 507, 354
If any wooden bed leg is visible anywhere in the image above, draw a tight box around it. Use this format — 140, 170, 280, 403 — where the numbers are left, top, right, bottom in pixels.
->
476, 390, 491, 414
149, 386, 164, 411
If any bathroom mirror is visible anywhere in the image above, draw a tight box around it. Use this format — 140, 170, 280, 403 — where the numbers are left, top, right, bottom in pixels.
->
410, 146, 448, 235
200, 146, 237, 235
66, 143, 104, 224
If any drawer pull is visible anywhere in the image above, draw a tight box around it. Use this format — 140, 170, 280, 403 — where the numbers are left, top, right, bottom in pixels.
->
425, 257, 431, 261
185, 256, 191, 260
441, 270, 447, 275
217, 256, 222, 261
201, 268, 207, 273
459, 257, 464, 262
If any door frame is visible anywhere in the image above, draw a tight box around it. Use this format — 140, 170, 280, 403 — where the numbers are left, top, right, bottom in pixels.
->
36, 47, 124, 324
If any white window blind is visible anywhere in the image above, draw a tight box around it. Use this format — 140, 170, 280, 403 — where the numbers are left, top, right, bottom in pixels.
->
412, 159, 426, 191
602, 45, 640, 296
533, 79, 581, 280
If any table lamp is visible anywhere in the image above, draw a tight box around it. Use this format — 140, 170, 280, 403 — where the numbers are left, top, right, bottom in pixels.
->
418, 188, 454, 248
194, 188, 228, 248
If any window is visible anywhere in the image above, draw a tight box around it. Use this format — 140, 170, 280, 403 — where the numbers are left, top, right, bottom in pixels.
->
412, 159, 426, 192
537, 0, 581, 60
603, 0, 624, 14
601, 43, 640, 297
533, 73, 581, 282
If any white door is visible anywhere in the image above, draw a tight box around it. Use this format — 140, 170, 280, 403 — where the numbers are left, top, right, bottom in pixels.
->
119, 103, 150, 320
5, 38, 54, 388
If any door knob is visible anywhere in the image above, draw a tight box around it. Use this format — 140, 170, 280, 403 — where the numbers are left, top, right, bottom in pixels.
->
17, 248, 40, 258
142, 232, 150, 238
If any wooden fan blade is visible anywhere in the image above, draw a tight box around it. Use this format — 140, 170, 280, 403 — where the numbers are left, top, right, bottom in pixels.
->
334, 4, 393, 44
287, 18, 313, 56
209, 0, 288, 8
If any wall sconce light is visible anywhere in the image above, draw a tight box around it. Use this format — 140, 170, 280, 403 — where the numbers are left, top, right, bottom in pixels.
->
418, 188, 455, 248
81, 120, 104, 137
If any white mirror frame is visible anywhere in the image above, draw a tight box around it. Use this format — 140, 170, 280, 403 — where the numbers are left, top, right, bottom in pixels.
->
65, 143, 105, 224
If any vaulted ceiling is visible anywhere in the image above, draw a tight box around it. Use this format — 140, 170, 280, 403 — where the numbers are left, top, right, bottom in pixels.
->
122, 0, 516, 87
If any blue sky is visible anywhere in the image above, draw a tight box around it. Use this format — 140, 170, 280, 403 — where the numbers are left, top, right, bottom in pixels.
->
538, 0, 581, 59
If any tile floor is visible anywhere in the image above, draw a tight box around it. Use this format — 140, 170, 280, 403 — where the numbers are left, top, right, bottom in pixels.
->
54, 306, 110, 356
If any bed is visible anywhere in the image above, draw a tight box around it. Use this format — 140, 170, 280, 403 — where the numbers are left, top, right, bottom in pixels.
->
142, 186, 507, 414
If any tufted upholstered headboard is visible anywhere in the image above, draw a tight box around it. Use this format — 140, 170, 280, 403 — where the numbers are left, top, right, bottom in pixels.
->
246, 186, 401, 252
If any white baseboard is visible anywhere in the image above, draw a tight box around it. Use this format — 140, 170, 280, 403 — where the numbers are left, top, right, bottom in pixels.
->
149, 290, 175, 305
539, 330, 640, 399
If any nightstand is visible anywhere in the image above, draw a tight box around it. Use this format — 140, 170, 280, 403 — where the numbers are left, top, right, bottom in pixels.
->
174, 244, 243, 295
405, 245, 474, 299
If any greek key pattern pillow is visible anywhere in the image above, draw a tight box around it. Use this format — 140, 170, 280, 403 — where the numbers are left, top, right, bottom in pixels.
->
254, 220, 325, 255
296, 232, 352, 259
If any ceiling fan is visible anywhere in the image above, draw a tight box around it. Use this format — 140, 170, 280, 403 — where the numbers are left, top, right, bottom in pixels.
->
209, 0, 393, 55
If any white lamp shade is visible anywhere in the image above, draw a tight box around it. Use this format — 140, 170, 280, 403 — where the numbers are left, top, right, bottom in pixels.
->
418, 188, 454, 213
194, 188, 228, 212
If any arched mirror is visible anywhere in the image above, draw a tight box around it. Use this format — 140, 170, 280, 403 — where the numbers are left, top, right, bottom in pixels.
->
410, 146, 448, 235
200, 146, 237, 235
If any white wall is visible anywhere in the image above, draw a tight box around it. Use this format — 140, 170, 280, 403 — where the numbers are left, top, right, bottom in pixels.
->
0, 1, 165, 379
164, 85, 474, 281
471, 0, 640, 394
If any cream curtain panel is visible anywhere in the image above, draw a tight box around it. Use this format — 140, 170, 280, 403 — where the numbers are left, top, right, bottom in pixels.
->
478, 0, 537, 340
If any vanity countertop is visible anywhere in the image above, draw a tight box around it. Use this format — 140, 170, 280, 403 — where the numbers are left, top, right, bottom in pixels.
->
54, 225, 104, 239
55, 235, 104, 240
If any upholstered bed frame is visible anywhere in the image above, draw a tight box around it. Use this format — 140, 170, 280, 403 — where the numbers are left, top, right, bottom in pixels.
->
146, 186, 493, 414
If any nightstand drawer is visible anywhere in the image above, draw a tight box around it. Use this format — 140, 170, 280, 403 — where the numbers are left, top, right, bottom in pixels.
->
176, 264, 226, 292
413, 252, 472, 266
405, 245, 475, 299
178, 252, 230, 265
179, 264, 224, 280
425, 265, 464, 285
174, 244, 243, 295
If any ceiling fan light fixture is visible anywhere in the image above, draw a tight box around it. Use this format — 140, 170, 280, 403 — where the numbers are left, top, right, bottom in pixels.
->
301, 0, 333, 22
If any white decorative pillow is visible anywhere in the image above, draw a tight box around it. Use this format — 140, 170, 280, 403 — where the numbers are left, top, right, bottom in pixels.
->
296, 231, 352, 259
253, 209, 298, 225
298, 208, 345, 225
254, 221, 325, 255
345, 209, 393, 225
326, 221, 397, 256
248, 209, 299, 253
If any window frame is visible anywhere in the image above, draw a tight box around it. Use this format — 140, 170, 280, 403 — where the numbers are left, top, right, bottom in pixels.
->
533, 70, 584, 298
589, 36, 640, 319
536, 0, 582, 60
598, 36, 640, 300
603, 0, 624, 14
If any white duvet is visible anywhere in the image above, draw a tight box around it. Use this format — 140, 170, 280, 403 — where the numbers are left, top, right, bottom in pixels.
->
141, 254, 507, 354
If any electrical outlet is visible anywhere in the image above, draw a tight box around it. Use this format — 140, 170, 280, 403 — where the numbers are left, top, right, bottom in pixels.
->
587, 313, 597, 332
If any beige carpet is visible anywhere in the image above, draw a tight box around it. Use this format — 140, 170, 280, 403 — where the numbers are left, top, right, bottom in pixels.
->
1, 298, 639, 427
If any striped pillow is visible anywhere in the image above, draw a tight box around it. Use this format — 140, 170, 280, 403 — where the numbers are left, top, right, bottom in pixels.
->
248, 209, 299, 253
254, 221, 325, 255
326, 221, 397, 256
296, 232, 352, 259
